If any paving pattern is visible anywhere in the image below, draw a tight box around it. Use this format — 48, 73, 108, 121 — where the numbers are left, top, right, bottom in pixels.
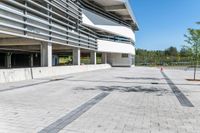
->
39, 92, 109, 133
0, 67, 200, 133
161, 71, 194, 107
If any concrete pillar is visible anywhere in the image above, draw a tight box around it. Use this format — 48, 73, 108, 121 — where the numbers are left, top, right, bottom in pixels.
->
90, 51, 96, 64
73, 48, 80, 65
6, 53, 12, 68
30, 54, 34, 67
101, 53, 107, 64
41, 43, 52, 67
132, 55, 135, 66
4, 54, 7, 68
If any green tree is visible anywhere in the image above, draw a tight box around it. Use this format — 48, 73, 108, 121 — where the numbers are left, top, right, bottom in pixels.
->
180, 46, 193, 57
184, 28, 200, 80
164, 46, 178, 56
164, 46, 179, 65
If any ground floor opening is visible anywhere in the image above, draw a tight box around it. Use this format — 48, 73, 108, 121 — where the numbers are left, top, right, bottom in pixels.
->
0, 44, 109, 69
0, 38, 135, 69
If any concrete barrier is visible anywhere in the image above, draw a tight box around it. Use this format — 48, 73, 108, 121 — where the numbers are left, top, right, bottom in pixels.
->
0, 64, 111, 83
0, 68, 32, 83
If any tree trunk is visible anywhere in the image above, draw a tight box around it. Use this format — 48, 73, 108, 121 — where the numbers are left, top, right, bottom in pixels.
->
194, 43, 198, 80
194, 62, 197, 80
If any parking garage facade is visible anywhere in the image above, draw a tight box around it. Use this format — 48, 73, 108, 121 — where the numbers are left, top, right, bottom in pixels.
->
0, 0, 138, 69
0, 0, 97, 68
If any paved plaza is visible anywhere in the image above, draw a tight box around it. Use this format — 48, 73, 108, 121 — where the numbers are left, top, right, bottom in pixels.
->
0, 67, 200, 133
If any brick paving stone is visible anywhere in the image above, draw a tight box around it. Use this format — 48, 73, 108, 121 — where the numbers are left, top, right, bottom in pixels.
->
0, 67, 200, 133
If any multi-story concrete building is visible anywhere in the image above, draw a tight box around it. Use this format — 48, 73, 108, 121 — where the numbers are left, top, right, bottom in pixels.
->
0, 0, 138, 82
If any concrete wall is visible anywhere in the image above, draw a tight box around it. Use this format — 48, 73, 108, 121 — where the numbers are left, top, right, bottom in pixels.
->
0, 64, 111, 83
108, 53, 132, 67
0, 68, 33, 83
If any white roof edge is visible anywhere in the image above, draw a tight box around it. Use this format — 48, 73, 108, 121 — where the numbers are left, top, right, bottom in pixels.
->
124, 0, 139, 30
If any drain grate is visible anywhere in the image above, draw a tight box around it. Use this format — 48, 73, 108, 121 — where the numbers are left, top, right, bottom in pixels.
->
50, 78, 65, 81
161, 71, 194, 107
38, 92, 109, 133
151, 82, 159, 84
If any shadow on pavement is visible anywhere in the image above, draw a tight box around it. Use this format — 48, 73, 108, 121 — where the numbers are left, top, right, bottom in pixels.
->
75, 85, 170, 95
68, 79, 200, 86
117, 77, 162, 81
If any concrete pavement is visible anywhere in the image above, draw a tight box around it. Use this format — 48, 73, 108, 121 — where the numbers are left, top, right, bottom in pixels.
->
0, 67, 200, 133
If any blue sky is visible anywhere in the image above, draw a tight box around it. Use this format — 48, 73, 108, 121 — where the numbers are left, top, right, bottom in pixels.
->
130, 0, 200, 50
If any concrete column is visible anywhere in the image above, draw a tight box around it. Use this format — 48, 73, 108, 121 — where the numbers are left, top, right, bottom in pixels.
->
90, 51, 96, 65
30, 54, 34, 67
6, 53, 12, 68
73, 48, 80, 65
4, 55, 6, 68
132, 55, 135, 66
41, 43, 52, 67
101, 53, 107, 64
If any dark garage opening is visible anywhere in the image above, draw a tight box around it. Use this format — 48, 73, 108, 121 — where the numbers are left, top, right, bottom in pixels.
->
11, 53, 30, 68
0, 53, 6, 68
11, 53, 40, 68
33, 53, 41, 67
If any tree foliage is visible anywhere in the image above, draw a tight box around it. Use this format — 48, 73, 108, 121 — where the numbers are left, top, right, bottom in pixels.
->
135, 46, 193, 66
136, 23, 200, 68
164, 46, 178, 56
184, 28, 200, 57
184, 27, 200, 80
180, 46, 192, 57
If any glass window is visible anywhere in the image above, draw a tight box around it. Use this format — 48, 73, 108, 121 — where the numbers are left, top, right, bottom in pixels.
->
122, 54, 128, 58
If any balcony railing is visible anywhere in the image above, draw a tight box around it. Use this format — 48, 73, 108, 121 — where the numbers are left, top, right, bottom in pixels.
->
98, 34, 135, 45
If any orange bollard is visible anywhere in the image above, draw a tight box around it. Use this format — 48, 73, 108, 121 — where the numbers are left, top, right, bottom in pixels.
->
160, 67, 163, 72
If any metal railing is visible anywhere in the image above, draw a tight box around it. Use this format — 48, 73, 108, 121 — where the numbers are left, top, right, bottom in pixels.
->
0, 0, 97, 50
98, 34, 134, 45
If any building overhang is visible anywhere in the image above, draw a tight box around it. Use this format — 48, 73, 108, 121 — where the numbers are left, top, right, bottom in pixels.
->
97, 39, 135, 55
82, 0, 139, 31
